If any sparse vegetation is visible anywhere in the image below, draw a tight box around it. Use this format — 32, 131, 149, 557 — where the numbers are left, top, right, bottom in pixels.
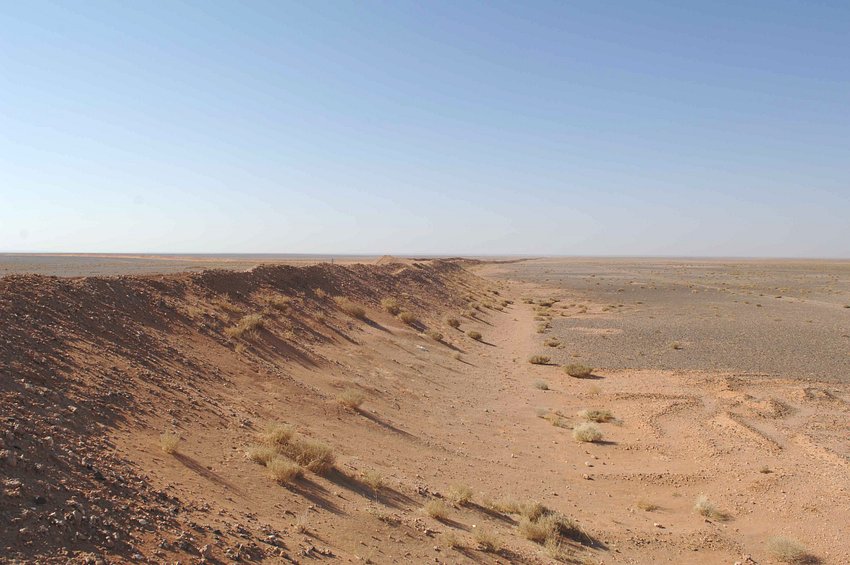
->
473, 528, 501, 553
337, 388, 365, 410
225, 313, 265, 339
262, 423, 295, 447
694, 495, 728, 520
636, 499, 660, 512
266, 457, 302, 484
314, 288, 328, 299
518, 516, 554, 542
362, 470, 384, 494
564, 364, 593, 378
447, 484, 473, 506
159, 432, 180, 454
380, 297, 401, 315
767, 536, 816, 564
246, 445, 277, 465
534, 380, 549, 390
425, 329, 443, 342
529, 355, 551, 365
467, 330, 482, 341
440, 531, 463, 549
334, 296, 366, 319
398, 311, 418, 325
578, 409, 615, 423
266, 295, 292, 311
572, 422, 603, 443
446, 317, 461, 329
424, 499, 450, 520
284, 438, 335, 474
544, 338, 561, 347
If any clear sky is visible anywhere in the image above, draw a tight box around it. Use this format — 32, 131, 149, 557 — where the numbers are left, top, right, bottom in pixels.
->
2, 1, 848, 257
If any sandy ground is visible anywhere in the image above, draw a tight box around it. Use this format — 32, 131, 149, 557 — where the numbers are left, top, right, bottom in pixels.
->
2, 258, 848, 564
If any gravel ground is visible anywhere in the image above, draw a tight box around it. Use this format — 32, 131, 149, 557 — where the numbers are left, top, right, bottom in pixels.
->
492, 258, 850, 381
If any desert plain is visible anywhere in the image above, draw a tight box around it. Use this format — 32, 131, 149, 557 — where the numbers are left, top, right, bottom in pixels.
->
1, 256, 848, 564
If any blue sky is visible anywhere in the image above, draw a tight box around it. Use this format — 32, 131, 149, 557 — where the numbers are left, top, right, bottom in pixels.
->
2, 1, 848, 256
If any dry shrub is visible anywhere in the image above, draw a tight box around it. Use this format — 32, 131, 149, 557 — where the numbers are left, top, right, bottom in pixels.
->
446, 317, 461, 329
518, 516, 554, 542
267, 458, 302, 484
225, 313, 264, 339
519, 501, 547, 521
398, 311, 418, 325
529, 355, 551, 365
215, 299, 244, 316
424, 499, 450, 520
572, 422, 602, 443
314, 288, 328, 299
767, 536, 816, 564
473, 528, 501, 553
262, 423, 295, 447
564, 364, 593, 378
425, 329, 443, 342
544, 338, 561, 347
467, 330, 482, 341
693, 495, 730, 521
266, 295, 291, 311
440, 531, 463, 549
337, 388, 365, 410
486, 497, 521, 514
636, 499, 660, 512
534, 380, 549, 390
334, 296, 366, 319
246, 445, 277, 465
578, 409, 615, 423
284, 438, 335, 474
362, 470, 383, 492
160, 432, 180, 454
447, 484, 473, 506
381, 297, 401, 315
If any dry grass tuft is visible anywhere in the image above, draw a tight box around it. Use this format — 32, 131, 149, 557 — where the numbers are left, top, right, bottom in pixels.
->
337, 388, 365, 410
159, 432, 180, 454
473, 528, 501, 553
572, 422, 603, 443
440, 531, 463, 549
636, 499, 660, 512
380, 297, 401, 315
578, 409, 615, 423
266, 458, 302, 484
398, 311, 418, 325
467, 330, 483, 341
767, 536, 816, 564
314, 288, 328, 299
694, 495, 728, 520
425, 329, 443, 342
225, 313, 265, 339
262, 423, 295, 447
544, 338, 561, 347
447, 317, 461, 329
362, 470, 384, 492
246, 445, 277, 465
518, 516, 554, 542
485, 497, 521, 514
334, 296, 366, 319
423, 499, 451, 521
529, 355, 551, 365
447, 484, 473, 507
284, 438, 335, 474
564, 364, 593, 378
534, 380, 550, 390
266, 295, 292, 311
519, 501, 547, 522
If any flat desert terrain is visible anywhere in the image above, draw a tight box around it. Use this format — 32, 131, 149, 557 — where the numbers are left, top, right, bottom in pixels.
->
1, 257, 848, 564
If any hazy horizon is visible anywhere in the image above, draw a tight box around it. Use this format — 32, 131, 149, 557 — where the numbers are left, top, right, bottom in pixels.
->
3, 2, 849, 257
